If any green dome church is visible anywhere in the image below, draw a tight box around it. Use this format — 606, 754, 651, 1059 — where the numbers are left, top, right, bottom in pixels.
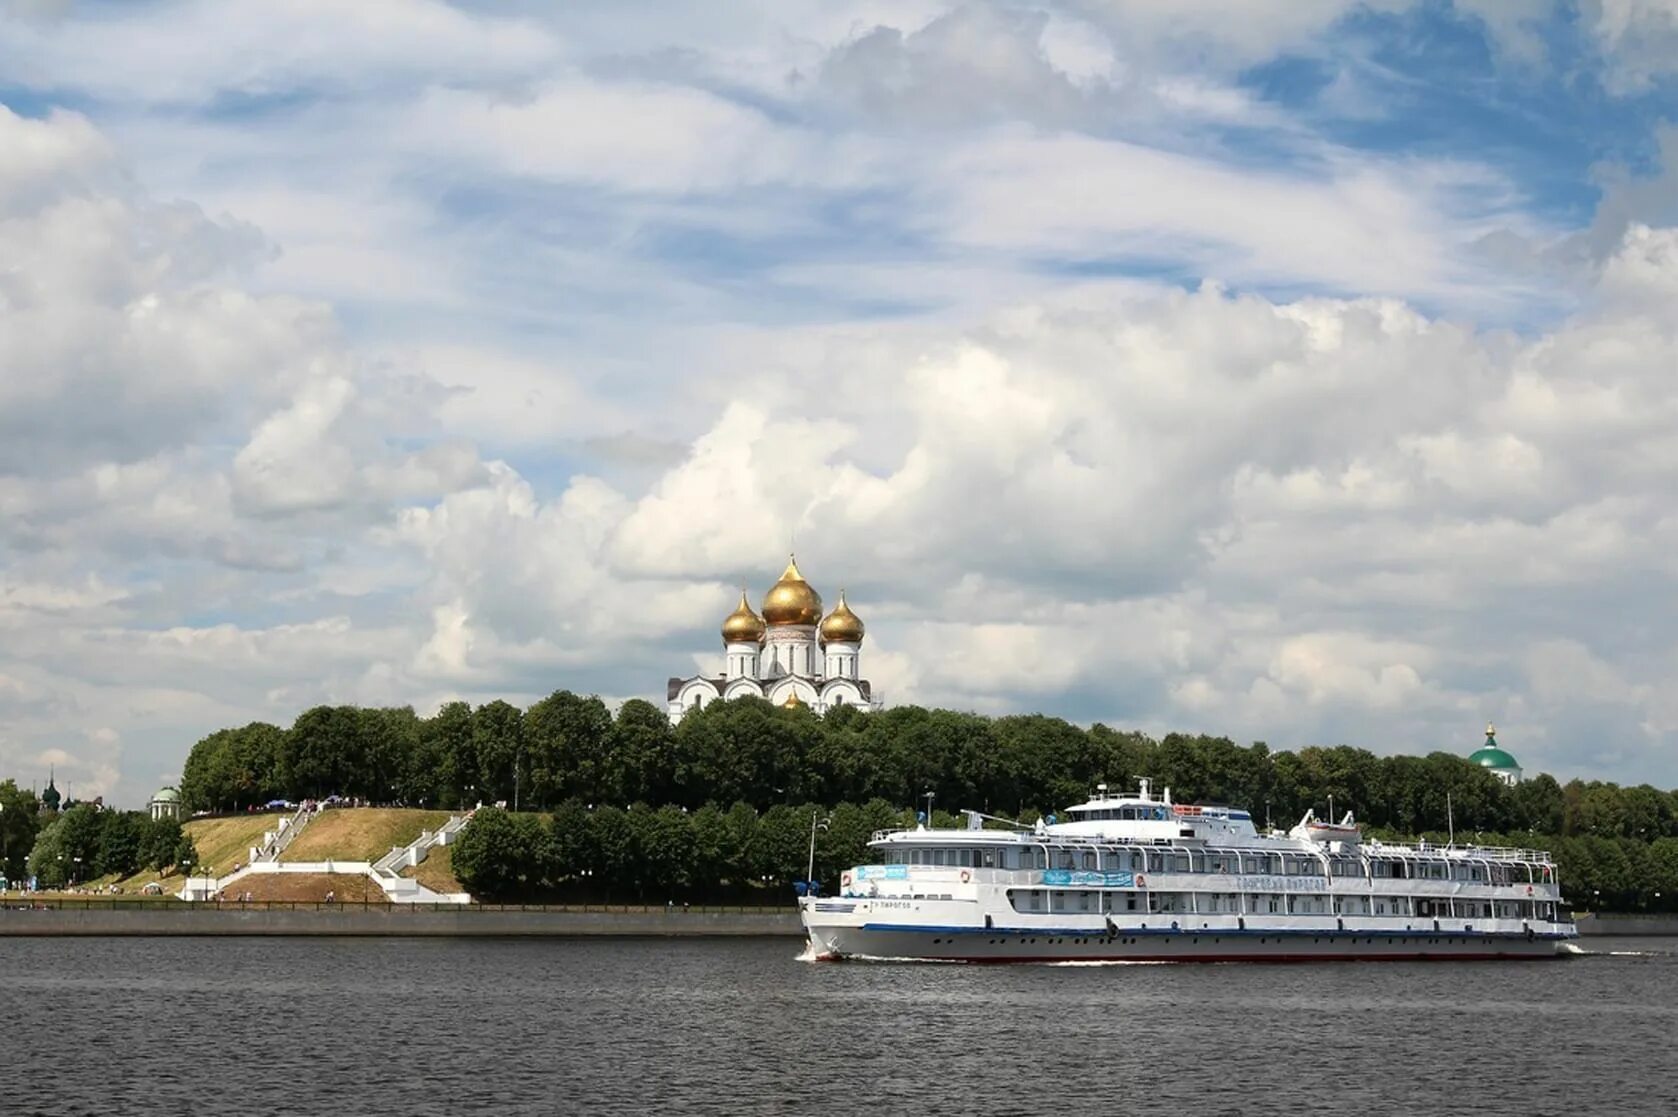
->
1469, 723, 1523, 785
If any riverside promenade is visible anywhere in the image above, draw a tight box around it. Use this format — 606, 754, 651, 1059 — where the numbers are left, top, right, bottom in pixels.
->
0, 900, 802, 937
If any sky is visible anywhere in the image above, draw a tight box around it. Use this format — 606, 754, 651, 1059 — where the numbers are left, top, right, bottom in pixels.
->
3, 0, 1678, 805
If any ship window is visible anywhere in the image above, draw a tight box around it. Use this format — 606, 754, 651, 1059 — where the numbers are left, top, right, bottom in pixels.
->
981, 849, 995, 868
1082, 852, 1097, 870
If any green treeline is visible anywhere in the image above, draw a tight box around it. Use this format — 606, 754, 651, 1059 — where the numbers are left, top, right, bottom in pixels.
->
0, 783, 199, 888
450, 800, 912, 903
448, 802, 1678, 914
175, 692, 1678, 910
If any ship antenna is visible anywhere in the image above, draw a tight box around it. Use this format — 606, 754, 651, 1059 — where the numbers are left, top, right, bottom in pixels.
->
1447, 790, 1455, 847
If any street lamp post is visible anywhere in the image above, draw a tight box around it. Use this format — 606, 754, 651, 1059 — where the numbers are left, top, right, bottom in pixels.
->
71, 855, 82, 888
806, 812, 830, 886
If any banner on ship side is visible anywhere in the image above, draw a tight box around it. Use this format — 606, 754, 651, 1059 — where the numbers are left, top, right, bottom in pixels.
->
1041, 869, 1135, 888
854, 865, 909, 880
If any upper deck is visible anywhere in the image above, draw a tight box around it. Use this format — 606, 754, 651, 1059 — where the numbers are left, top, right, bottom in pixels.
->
868, 779, 1555, 868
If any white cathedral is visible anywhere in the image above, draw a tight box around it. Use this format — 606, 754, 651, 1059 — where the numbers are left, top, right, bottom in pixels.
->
666, 557, 879, 722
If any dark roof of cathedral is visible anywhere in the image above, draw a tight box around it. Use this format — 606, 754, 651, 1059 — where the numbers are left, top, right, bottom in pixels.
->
666, 676, 871, 702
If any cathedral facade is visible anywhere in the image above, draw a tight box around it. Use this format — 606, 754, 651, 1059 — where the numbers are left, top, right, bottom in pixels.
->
666, 557, 878, 722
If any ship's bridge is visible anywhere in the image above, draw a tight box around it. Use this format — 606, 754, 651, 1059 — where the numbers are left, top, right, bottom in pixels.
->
1050, 779, 1261, 843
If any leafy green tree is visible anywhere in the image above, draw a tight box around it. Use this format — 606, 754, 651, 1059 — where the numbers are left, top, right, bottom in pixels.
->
182, 723, 286, 811
0, 780, 40, 882
173, 831, 201, 877
588, 805, 638, 897
429, 700, 477, 808
636, 804, 695, 897
96, 811, 145, 878
1511, 773, 1566, 835
688, 803, 729, 891
548, 799, 593, 884
524, 690, 613, 807
356, 707, 421, 804
28, 813, 68, 887
720, 801, 760, 887
473, 700, 524, 806
605, 698, 675, 805
280, 705, 364, 799
56, 804, 104, 881
140, 816, 186, 874
452, 807, 544, 899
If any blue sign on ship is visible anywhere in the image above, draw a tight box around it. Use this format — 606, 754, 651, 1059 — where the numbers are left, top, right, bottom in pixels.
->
1042, 869, 1135, 887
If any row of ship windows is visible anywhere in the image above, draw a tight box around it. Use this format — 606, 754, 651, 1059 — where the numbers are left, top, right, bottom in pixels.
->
883, 846, 1545, 883
1004, 890, 1558, 921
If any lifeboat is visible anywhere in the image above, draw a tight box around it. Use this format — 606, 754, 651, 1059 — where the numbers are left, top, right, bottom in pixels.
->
1295, 809, 1361, 846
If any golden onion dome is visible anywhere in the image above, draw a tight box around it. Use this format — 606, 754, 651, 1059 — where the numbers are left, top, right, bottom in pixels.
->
761, 555, 822, 626
819, 590, 865, 645
781, 691, 804, 709
720, 590, 766, 644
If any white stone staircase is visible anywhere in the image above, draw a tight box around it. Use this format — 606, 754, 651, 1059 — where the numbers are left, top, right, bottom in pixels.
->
184, 808, 475, 904
249, 804, 316, 864
372, 809, 475, 903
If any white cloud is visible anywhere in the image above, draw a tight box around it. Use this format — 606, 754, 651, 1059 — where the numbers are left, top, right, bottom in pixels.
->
1585, 0, 1678, 92
0, 0, 559, 105
7, 3, 1678, 806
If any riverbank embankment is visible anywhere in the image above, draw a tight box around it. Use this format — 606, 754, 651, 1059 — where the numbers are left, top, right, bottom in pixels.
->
0, 900, 802, 937
1574, 912, 1678, 936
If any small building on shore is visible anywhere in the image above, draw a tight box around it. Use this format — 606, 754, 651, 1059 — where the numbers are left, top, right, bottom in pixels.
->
148, 786, 184, 821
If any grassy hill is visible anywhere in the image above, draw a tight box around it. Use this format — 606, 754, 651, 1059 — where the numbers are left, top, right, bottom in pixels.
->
401, 844, 464, 894
235, 872, 389, 902
279, 808, 452, 864
185, 812, 286, 874
77, 812, 287, 893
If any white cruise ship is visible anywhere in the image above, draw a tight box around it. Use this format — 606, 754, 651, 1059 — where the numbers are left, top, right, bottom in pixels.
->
799, 780, 1576, 962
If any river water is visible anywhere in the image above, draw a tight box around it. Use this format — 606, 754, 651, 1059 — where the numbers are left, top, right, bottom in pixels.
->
0, 935, 1670, 1116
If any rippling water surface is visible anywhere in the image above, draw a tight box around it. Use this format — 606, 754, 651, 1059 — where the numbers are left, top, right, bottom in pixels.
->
0, 935, 1671, 1116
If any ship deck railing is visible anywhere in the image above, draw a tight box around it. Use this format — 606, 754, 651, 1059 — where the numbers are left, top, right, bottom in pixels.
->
870, 828, 1554, 865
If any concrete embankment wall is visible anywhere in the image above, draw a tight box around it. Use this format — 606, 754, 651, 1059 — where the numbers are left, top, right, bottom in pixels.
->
0, 906, 802, 938
1575, 913, 1678, 936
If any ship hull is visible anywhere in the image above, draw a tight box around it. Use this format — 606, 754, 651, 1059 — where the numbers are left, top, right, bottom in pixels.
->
803, 913, 1569, 963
